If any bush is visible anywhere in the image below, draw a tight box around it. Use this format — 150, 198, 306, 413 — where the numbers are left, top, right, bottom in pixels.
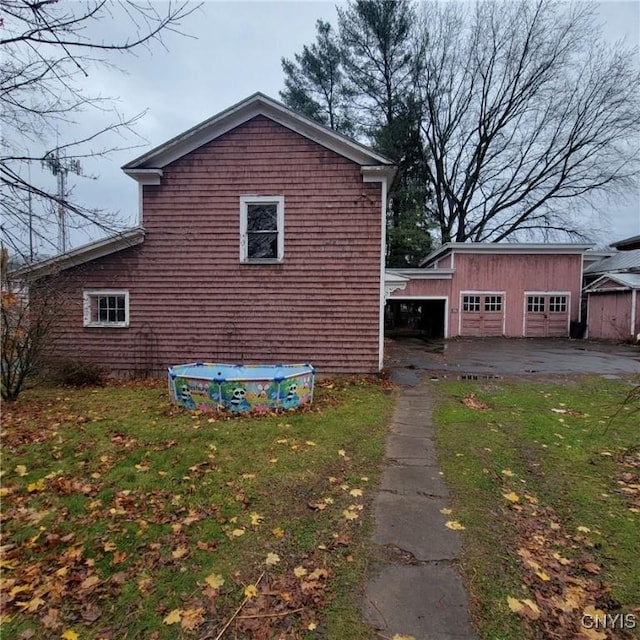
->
51, 360, 105, 387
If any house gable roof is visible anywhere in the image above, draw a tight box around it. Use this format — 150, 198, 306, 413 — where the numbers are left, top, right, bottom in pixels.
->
10, 227, 145, 281
419, 242, 593, 268
122, 92, 395, 182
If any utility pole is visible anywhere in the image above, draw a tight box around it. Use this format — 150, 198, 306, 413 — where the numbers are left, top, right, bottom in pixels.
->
42, 149, 81, 254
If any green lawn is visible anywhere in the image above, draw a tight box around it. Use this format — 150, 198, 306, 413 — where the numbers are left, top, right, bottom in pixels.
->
432, 376, 640, 640
0, 378, 394, 639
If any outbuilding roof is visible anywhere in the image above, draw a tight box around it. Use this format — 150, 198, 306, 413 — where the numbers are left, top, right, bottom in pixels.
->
583, 249, 640, 275
122, 92, 396, 184
419, 242, 593, 268
584, 272, 640, 292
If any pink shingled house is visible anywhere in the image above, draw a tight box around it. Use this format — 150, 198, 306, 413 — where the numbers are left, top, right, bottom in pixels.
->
25, 94, 396, 375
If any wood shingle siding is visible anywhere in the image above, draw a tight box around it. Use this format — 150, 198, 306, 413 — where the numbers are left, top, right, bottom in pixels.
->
47, 116, 385, 375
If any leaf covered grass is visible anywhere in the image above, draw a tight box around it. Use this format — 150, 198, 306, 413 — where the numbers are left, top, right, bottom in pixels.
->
1, 377, 394, 639
433, 376, 640, 640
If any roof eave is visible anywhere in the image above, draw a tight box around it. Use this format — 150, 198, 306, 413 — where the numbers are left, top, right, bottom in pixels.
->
122, 93, 395, 179
10, 227, 145, 281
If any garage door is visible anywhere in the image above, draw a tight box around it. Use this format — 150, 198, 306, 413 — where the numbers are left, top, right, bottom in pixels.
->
524, 294, 569, 337
460, 293, 504, 336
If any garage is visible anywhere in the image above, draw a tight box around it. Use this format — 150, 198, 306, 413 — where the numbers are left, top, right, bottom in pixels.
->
385, 298, 447, 339
524, 292, 570, 337
459, 292, 505, 336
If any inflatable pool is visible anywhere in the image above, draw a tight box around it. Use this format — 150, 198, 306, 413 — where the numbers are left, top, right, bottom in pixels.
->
168, 362, 315, 413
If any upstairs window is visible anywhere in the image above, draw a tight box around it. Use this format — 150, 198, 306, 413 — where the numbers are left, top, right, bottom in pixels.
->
83, 290, 129, 327
240, 196, 284, 262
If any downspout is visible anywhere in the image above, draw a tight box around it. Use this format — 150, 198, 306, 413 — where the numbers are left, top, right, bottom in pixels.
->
631, 289, 637, 341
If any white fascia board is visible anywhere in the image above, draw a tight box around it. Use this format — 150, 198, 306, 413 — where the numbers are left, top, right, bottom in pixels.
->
123, 93, 395, 173
387, 268, 455, 280
11, 228, 145, 280
122, 168, 163, 185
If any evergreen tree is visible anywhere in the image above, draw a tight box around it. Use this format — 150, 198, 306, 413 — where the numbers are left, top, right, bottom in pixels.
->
280, 20, 353, 135
339, 0, 433, 265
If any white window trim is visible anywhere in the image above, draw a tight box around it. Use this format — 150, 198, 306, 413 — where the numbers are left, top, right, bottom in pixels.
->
239, 195, 284, 263
83, 289, 130, 328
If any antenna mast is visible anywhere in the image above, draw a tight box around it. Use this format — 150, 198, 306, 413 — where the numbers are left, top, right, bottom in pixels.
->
42, 149, 81, 254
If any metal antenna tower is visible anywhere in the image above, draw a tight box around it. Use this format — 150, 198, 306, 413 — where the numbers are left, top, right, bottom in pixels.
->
42, 148, 81, 254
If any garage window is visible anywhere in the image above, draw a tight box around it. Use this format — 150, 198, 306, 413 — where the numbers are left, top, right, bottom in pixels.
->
549, 296, 567, 313
527, 296, 545, 313
484, 295, 503, 312
463, 295, 481, 312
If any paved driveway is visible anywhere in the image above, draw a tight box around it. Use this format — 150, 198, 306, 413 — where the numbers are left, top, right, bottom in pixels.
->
386, 337, 640, 384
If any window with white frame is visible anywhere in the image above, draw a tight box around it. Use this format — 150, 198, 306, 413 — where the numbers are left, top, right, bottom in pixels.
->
549, 295, 567, 313
463, 295, 481, 312
484, 295, 503, 312
240, 196, 284, 262
527, 296, 545, 313
83, 290, 129, 327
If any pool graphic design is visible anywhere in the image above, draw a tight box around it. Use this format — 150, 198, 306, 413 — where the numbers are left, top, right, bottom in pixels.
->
168, 363, 315, 413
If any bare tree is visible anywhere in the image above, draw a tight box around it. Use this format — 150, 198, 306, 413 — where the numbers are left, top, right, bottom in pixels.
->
416, 0, 640, 244
1, 0, 199, 259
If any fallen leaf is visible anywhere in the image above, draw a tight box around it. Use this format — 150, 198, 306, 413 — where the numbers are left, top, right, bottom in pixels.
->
15, 465, 28, 477
61, 630, 79, 640
294, 566, 307, 578
343, 509, 359, 520
440, 507, 452, 515
445, 520, 466, 530
501, 469, 514, 477
349, 488, 363, 497
503, 491, 520, 503
181, 607, 205, 631
249, 513, 264, 525
272, 527, 285, 538
204, 573, 224, 589
265, 552, 280, 566
171, 546, 188, 559
244, 584, 258, 598
27, 479, 45, 492
163, 609, 182, 625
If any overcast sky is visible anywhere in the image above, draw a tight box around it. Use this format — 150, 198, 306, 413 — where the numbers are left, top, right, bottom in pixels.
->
31, 0, 640, 253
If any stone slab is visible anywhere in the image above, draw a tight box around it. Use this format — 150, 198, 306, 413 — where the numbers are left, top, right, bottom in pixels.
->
391, 420, 434, 438
363, 563, 478, 639
381, 465, 449, 497
372, 493, 461, 560
386, 434, 438, 466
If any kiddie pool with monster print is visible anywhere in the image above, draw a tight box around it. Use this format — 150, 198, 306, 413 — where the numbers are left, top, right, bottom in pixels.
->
168, 362, 315, 413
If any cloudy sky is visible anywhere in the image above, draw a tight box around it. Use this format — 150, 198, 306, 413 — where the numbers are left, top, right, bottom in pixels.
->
27, 0, 640, 253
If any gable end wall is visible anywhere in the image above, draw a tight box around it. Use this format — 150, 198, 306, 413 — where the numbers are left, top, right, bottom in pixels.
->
49, 116, 383, 375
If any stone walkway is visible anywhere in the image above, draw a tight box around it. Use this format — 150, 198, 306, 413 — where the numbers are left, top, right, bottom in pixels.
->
362, 381, 478, 639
